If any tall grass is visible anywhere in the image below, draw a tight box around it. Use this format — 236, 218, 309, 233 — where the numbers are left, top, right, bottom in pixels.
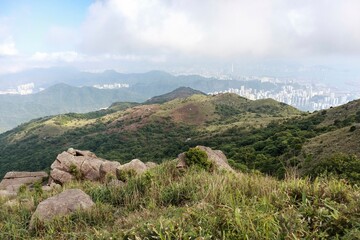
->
1, 160, 359, 239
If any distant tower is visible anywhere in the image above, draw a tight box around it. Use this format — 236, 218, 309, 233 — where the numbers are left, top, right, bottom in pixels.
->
231, 63, 234, 73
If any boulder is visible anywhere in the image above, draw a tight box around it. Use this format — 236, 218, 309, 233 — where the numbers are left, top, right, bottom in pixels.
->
0, 171, 48, 193
50, 168, 75, 185
0, 190, 17, 199
80, 157, 104, 181
30, 189, 94, 228
50, 149, 107, 184
99, 161, 121, 180
66, 148, 97, 158
145, 162, 158, 169
116, 159, 148, 178
177, 146, 234, 172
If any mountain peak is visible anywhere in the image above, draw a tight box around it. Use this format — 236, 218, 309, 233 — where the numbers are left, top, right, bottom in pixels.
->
145, 87, 206, 104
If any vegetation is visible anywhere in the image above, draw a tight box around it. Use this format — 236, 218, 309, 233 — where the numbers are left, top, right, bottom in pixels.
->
0, 93, 299, 179
1, 161, 360, 239
184, 147, 213, 171
1, 92, 360, 186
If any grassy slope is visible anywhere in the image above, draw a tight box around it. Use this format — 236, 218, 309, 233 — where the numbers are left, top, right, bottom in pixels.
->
303, 124, 360, 160
0, 93, 301, 178
145, 86, 206, 104
1, 161, 359, 239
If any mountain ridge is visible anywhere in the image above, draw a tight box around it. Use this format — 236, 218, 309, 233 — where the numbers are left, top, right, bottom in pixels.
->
0, 92, 301, 178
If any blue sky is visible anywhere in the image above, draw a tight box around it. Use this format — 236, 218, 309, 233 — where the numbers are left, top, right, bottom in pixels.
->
0, 0, 92, 53
0, 0, 360, 88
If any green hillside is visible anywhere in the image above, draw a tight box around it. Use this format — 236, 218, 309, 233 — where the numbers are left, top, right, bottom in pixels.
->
1, 90, 360, 184
145, 86, 206, 104
0, 93, 301, 178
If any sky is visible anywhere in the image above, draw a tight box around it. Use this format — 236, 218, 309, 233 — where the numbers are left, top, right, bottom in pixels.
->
1, 0, 360, 87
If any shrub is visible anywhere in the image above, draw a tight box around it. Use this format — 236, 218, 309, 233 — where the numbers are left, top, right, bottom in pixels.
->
116, 168, 137, 182
184, 147, 213, 171
350, 125, 356, 132
309, 153, 360, 184
69, 164, 82, 180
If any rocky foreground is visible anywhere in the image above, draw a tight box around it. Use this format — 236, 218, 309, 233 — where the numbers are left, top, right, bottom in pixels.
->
0, 146, 232, 229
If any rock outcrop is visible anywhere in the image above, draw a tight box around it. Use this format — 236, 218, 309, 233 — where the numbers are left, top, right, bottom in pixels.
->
99, 160, 121, 180
145, 161, 158, 169
116, 159, 148, 177
30, 189, 94, 228
0, 171, 48, 198
115, 159, 158, 181
49, 148, 121, 184
177, 146, 234, 172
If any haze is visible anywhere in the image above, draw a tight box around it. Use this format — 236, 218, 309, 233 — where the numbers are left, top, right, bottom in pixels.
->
1, 0, 360, 90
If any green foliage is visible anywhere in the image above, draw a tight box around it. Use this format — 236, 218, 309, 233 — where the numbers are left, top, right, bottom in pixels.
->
308, 153, 360, 184
184, 147, 213, 171
69, 164, 82, 180
33, 181, 43, 196
17, 185, 27, 195
350, 125, 356, 132
116, 168, 137, 182
356, 110, 360, 123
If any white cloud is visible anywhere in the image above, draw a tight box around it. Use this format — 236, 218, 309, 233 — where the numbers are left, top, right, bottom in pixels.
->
77, 0, 360, 59
31, 51, 83, 62
2, 0, 360, 75
80, 0, 202, 55
0, 37, 18, 56
45, 26, 79, 50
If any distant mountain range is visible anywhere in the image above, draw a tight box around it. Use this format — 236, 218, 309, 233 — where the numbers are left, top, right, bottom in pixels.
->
0, 67, 280, 94
0, 83, 143, 133
0, 68, 284, 132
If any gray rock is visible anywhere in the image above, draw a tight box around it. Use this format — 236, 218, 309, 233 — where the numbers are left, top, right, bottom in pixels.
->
0, 190, 17, 199
74, 149, 97, 158
80, 157, 104, 181
116, 159, 148, 177
176, 146, 234, 172
30, 189, 94, 228
50, 168, 75, 185
50, 149, 107, 184
145, 162, 158, 169
0, 171, 48, 193
99, 161, 121, 181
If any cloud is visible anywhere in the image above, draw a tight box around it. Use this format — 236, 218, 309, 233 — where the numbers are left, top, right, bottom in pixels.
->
80, 0, 202, 55
45, 26, 80, 51
0, 37, 18, 56
31, 51, 83, 62
1, 0, 360, 75
0, 18, 18, 57
77, 0, 360, 60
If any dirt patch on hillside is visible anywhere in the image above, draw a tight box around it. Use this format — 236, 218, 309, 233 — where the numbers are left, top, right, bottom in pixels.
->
171, 103, 209, 125
108, 105, 160, 132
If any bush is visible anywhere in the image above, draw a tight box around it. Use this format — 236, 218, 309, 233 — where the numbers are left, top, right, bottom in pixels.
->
184, 147, 213, 171
309, 153, 360, 184
350, 125, 356, 132
69, 164, 82, 180
116, 168, 137, 182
